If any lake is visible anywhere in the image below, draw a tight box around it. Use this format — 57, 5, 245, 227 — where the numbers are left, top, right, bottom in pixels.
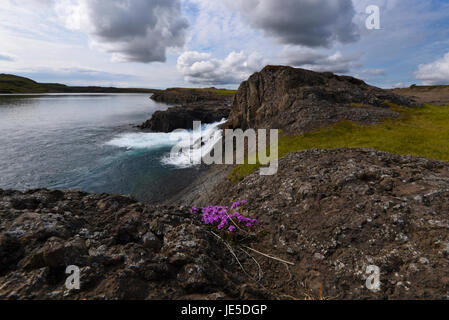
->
0, 94, 213, 203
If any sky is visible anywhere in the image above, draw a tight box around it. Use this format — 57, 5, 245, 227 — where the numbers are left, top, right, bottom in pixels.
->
1, 0, 449, 89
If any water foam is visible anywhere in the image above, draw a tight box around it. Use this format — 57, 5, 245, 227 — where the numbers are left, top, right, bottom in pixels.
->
106, 119, 226, 168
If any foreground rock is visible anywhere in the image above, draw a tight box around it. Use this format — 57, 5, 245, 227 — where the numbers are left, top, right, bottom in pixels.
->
0, 190, 260, 300
1, 148, 448, 299
225, 66, 419, 133
392, 85, 449, 105
209, 148, 449, 299
151, 88, 233, 105
140, 88, 233, 132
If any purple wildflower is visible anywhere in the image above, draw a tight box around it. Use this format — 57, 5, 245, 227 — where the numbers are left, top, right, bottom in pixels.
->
189, 201, 262, 234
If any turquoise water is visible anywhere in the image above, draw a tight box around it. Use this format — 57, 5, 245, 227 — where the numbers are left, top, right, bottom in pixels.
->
0, 94, 206, 202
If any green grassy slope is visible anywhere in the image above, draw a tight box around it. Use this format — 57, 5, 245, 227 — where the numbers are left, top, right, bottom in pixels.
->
0, 74, 45, 93
230, 104, 449, 182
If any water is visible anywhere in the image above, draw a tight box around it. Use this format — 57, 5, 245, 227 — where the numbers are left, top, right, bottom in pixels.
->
0, 94, 221, 203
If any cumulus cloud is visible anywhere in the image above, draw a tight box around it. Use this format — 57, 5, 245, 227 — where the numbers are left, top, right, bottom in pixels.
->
55, 0, 188, 63
232, 0, 359, 47
415, 52, 449, 85
177, 51, 265, 85
280, 47, 360, 74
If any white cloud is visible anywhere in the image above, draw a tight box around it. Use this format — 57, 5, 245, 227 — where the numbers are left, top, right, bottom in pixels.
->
54, 0, 188, 63
177, 51, 265, 84
1, 0, 449, 89
280, 46, 360, 73
415, 52, 449, 85
232, 0, 359, 47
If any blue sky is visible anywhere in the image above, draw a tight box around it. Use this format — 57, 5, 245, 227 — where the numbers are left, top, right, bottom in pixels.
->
1, 0, 449, 89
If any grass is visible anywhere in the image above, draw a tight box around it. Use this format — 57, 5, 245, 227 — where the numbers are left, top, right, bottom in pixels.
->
229, 104, 449, 182
0, 74, 46, 93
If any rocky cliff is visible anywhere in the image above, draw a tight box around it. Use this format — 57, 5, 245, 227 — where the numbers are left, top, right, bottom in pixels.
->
225, 66, 418, 132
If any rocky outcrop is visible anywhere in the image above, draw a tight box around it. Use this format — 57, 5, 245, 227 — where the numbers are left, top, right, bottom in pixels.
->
225, 66, 419, 132
208, 148, 449, 299
151, 88, 232, 105
139, 102, 230, 132
1, 149, 449, 300
391, 85, 449, 105
0, 189, 264, 300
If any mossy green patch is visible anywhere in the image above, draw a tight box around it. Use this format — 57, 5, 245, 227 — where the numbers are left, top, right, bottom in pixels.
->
229, 104, 449, 182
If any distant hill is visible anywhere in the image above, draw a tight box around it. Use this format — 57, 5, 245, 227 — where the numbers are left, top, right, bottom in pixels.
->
391, 84, 449, 105
0, 74, 160, 94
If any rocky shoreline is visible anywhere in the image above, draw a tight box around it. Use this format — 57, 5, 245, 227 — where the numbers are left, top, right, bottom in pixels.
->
1, 148, 448, 299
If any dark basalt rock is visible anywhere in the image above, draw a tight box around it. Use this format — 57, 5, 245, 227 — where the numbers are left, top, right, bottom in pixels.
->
0, 189, 260, 300
225, 65, 420, 133
140, 88, 233, 132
